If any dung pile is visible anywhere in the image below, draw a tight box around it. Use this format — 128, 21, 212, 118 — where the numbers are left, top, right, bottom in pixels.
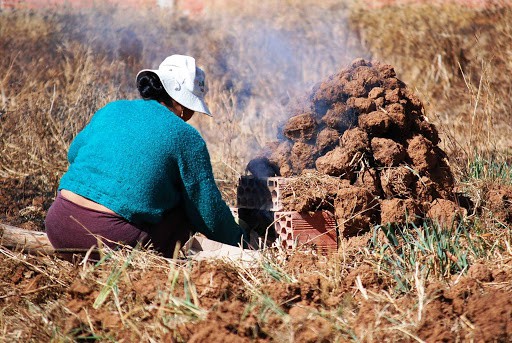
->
248, 58, 465, 236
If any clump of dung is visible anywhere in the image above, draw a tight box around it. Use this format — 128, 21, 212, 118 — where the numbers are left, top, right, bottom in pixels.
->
248, 58, 463, 237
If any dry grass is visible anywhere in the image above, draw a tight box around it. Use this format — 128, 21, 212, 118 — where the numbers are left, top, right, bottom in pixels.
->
2, 1, 511, 190
0, 1, 511, 341
350, 1, 512, 161
0, 226, 509, 341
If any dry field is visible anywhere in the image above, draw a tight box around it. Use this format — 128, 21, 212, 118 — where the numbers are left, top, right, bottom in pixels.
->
0, 1, 511, 342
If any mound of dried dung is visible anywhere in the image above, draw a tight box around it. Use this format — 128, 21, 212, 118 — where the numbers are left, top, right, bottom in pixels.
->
248, 58, 463, 236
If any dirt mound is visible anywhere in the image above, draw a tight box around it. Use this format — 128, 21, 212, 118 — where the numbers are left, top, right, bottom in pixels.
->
418, 274, 512, 342
484, 184, 512, 224
248, 59, 461, 235
427, 198, 467, 228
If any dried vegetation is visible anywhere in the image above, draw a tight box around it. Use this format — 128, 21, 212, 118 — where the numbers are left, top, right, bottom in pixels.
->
0, 1, 511, 342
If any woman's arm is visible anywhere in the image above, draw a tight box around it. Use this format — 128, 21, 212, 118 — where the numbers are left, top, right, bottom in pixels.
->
174, 128, 246, 247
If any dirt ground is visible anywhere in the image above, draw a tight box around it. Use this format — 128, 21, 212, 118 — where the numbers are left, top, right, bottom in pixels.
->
1, 177, 511, 342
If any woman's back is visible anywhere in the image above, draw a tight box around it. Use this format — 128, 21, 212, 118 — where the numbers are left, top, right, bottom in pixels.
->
60, 99, 193, 224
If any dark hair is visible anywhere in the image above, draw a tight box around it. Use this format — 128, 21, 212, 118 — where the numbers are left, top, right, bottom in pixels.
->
136, 72, 172, 106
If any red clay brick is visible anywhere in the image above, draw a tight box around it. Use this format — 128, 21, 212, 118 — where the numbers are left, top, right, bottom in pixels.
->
274, 211, 338, 251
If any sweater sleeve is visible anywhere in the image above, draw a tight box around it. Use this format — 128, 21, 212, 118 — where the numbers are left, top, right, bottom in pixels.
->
174, 128, 246, 247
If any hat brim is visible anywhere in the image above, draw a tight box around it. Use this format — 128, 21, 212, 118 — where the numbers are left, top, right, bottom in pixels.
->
136, 69, 212, 116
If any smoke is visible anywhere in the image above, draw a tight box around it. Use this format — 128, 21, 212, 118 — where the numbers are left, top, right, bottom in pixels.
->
26, 3, 368, 175
51, 3, 365, 111
227, 26, 302, 101
200, 5, 369, 170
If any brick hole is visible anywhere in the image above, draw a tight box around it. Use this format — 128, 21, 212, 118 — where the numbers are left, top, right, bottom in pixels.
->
257, 188, 266, 198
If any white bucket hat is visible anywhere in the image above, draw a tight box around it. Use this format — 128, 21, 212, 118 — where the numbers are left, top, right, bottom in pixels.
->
136, 54, 211, 116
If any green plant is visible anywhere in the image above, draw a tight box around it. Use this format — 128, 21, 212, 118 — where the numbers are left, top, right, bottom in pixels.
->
466, 155, 512, 183
368, 219, 492, 292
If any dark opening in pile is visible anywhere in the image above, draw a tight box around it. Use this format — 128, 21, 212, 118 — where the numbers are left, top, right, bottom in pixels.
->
248, 58, 466, 236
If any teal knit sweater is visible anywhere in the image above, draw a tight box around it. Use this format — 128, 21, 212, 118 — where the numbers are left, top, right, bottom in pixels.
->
59, 99, 244, 246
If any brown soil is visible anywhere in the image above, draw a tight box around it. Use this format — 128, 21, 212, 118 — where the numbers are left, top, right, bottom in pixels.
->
316, 127, 340, 155
427, 198, 467, 228
282, 113, 317, 142
340, 127, 370, 153
380, 166, 415, 199
289, 142, 317, 173
354, 167, 381, 197
315, 146, 357, 179
484, 183, 512, 224
2, 242, 510, 342
347, 267, 512, 343
0, 172, 510, 343
371, 137, 406, 166
418, 272, 512, 343
334, 185, 380, 237
381, 198, 422, 226
249, 58, 463, 233
407, 135, 438, 173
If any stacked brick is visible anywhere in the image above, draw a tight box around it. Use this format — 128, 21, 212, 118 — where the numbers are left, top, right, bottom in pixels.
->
237, 176, 338, 251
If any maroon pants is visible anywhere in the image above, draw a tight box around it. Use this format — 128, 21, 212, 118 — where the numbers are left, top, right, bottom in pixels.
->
45, 192, 192, 258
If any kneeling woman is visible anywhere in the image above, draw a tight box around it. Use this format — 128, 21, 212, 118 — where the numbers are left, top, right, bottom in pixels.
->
45, 55, 246, 257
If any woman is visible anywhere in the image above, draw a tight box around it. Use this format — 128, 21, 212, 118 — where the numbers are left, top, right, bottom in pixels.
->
45, 54, 247, 257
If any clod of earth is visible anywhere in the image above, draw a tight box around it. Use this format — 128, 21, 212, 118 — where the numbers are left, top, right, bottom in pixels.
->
427, 198, 467, 228
484, 184, 512, 224
283, 113, 317, 142
334, 185, 380, 237
380, 198, 422, 226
